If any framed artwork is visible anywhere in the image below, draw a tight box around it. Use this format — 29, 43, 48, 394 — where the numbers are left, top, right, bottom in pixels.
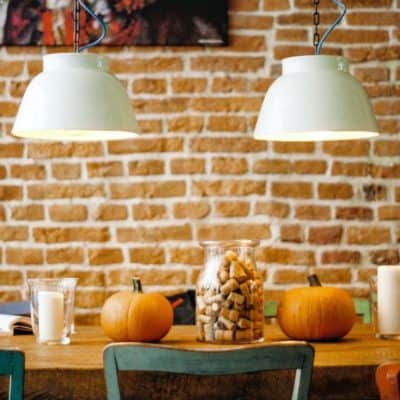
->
0, 0, 228, 46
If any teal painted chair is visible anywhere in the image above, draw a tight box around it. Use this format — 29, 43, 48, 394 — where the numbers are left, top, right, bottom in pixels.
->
0, 349, 24, 400
264, 298, 371, 324
104, 342, 314, 400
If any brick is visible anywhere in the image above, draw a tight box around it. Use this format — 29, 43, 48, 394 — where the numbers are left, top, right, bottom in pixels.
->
111, 181, 185, 199
295, 0, 391, 7
52, 163, 81, 180
75, 314, 100, 326
322, 141, 369, 156
336, 207, 373, 220
257, 247, 315, 266
273, 142, 315, 153
117, 225, 192, 242
0, 61, 24, 76
207, 116, 247, 132
363, 184, 387, 201
28, 143, 103, 158
12, 205, 44, 221
228, 35, 266, 52
49, 205, 88, 222
168, 116, 204, 133
0, 102, 18, 117
230, 15, 273, 30
137, 119, 162, 134
132, 204, 167, 220
353, 67, 390, 82
294, 160, 327, 174
332, 162, 369, 177
0, 166, 6, 179
11, 164, 46, 180
357, 268, 376, 283
309, 226, 343, 245
197, 224, 270, 241
75, 290, 105, 309
264, 0, 289, 9
46, 248, 84, 264
108, 269, 186, 286
276, 29, 308, 41
374, 100, 400, 116
215, 201, 250, 218
347, 227, 390, 245
132, 78, 167, 94
369, 249, 399, 266
255, 201, 289, 218
192, 97, 262, 113
0, 271, 22, 285
0, 143, 23, 158
347, 11, 400, 26
87, 162, 123, 177
191, 57, 264, 72
295, 205, 331, 220
321, 250, 361, 264
171, 158, 205, 174
89, 248, 123, 265
128, 160, 164, 175
346, 46, 400, 62
132, 98, 188, 114
28, 184, 104, 199
95, 204, 128, 221
272, 182, 312, 199
254, 159, 290, 174
0, 227, 28, 241
371, 165, 400, 179
110, 57, 182, 73
374, 141, 400, 156
318, 183, 353, 200
280, 224, 303, 243
6, 248, 43, 265
173, 202, 210, 219
211, 77, 247, 93
129, 248, 165, 265
170, 248, 204, 265
230, 0, 259, 11
278, 12, 338, 25
314, 268, 352, 284
212, 158, 248, 175
70, 271, 105, 286
328, 29, 388, 44
273, 270, 307, 284
378, 206, 400, 220
108, 138, 183, 154
33, 227, 110, 243
192, 180, 265, 196
191, 137, 266, 153
250, 78, 274, 92
0, 291, 22, 302
172, 78, 207, 93
0, 186, 22, 201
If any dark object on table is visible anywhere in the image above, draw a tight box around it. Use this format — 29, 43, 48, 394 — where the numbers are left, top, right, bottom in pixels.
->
167, 290, 195, 325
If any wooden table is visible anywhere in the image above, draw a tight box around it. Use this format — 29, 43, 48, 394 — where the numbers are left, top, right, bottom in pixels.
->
0, 324, 397, 399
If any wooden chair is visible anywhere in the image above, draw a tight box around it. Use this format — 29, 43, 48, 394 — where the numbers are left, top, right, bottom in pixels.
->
0, 349, 24, 400
376, 363, 400, 400
104, 342, 314, 400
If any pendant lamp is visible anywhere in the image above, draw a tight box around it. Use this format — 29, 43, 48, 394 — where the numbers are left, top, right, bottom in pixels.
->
12, 1, 139, 141
254, 0, 379, 142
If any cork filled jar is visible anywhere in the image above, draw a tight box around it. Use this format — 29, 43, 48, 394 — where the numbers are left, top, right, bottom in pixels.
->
196, 240, 264, 343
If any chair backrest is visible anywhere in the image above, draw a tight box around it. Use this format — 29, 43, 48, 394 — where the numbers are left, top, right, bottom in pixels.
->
0, 349, 24, 400
104, 342, 314, 400
376, 362, 400, 400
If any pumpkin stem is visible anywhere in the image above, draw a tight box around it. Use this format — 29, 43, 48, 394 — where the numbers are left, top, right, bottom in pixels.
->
308, 274, 322, 287
132, 277, 143, 293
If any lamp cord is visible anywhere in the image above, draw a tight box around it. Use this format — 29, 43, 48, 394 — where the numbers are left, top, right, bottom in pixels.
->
73, 0, 107, 53
315, 0, 347, 55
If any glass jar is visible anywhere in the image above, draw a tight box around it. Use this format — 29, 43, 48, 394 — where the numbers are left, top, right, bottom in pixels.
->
196, 240, 264, 343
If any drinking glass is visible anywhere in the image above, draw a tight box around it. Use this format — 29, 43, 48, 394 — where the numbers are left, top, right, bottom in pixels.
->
28, 278, 78, 345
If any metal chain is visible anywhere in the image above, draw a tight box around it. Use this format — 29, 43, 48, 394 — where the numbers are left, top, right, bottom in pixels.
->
313, 0, 320, 53
73, 0, 80, 53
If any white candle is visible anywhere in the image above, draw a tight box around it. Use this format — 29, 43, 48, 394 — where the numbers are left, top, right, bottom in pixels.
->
38, 291, 64, 342
377, 266, 400, 335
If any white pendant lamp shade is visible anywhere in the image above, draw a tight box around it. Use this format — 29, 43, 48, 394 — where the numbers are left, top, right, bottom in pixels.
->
254, 55, 379, 141
12, 53, 139, 141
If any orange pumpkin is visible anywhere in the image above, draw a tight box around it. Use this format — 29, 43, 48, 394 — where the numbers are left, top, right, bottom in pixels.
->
277, 286, 356, 341
101, 278, 173, 342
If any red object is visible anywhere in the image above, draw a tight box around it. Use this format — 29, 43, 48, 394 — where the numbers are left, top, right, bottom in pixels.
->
376, 363, 400, 400
42, 11, 54, 45
170, 298, 184, 309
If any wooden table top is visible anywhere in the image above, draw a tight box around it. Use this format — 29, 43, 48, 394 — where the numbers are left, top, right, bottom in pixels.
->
0, 324, 399, 370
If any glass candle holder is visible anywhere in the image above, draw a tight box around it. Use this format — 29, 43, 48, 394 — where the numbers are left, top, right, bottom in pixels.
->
28, 278, 78, 345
